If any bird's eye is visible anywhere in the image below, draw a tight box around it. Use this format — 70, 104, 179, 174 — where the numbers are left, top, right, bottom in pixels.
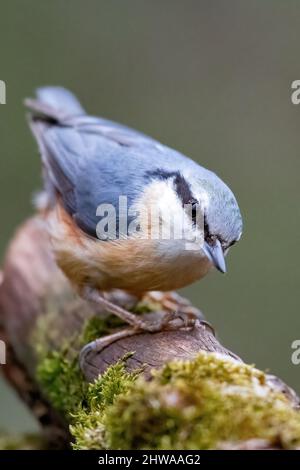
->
205, 234, 217, 246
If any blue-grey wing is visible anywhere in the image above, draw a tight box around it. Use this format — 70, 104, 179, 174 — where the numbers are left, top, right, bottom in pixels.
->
37, 124, 183, 237
26, 87, 197, 237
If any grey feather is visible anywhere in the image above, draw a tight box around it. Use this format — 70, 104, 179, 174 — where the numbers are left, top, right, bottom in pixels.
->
36, 86, 85, 117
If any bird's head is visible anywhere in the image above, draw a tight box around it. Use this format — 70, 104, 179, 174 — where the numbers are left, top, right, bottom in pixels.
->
193, 173, 243, 273
136, 167, 243, 273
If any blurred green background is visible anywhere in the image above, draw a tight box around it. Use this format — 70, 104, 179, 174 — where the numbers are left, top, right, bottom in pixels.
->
0, 0, 299, 433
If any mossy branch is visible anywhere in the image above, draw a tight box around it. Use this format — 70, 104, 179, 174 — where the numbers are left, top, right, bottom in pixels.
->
0, 217, 299, 450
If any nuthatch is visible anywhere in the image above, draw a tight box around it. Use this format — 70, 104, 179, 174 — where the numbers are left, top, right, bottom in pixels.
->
25, 87, 242, 363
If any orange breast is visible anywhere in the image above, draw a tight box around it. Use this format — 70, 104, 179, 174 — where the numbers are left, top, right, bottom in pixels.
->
46, 203, 211, 295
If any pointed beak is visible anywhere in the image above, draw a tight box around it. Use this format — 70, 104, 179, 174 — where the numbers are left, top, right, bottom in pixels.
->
203, 239, 227, 273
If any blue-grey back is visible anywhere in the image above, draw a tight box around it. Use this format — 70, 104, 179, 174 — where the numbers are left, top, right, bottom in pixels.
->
42, 121, 205, 235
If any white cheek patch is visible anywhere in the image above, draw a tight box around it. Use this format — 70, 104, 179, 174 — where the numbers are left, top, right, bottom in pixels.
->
132, 180, 205, 251
133, 180, 186, 241
132, 180, 174, 239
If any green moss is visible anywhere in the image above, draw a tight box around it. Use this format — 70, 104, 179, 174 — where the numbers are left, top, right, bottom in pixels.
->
33, 294, 158, 362
36, 348, 86, 414
70, 353, 300, 450
33, 306, 132, 415
80, 314, 124, 345
80, 297, 158, 345
86, 353, 139, 410
33, 294, 158, 416
130, 300, 158, 315
157, 352, 265, 387
71, 355, 139, 449
33, 307, 300, 450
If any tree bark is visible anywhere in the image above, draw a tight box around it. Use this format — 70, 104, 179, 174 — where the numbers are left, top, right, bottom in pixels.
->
0, 216, 299, 450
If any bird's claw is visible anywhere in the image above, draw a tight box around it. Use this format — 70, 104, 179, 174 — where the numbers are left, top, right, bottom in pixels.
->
135, 309, 198, 333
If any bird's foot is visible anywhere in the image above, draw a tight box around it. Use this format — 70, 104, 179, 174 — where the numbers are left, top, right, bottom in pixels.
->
152, 308, 198, 331
79, 327, 136, 372
145, 290, 204, 321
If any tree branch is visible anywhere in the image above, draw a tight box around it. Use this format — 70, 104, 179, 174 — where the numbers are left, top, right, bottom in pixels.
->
0, 217, 299, 450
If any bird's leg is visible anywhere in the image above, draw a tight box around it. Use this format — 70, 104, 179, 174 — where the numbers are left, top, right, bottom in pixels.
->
79, 327, 136, 372
82, 286, 172, 332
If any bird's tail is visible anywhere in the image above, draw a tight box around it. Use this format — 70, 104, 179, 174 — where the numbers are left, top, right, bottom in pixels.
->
25, 87, 85, 212
25, 86, 85, 164
25, 86, 85, 123
25, 86, 86, 158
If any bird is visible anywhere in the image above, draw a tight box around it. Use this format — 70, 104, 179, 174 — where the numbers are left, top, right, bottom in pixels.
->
25, 86, 243, 365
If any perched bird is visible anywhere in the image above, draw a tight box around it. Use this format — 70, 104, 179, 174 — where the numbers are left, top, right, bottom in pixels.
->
25, 87, 242, 362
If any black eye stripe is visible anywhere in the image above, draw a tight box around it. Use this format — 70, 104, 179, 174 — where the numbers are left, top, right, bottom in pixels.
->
189, 200, 199, 226
173, 174, 194, 206
191, 201, 197, 219
146, 169, 195, 206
